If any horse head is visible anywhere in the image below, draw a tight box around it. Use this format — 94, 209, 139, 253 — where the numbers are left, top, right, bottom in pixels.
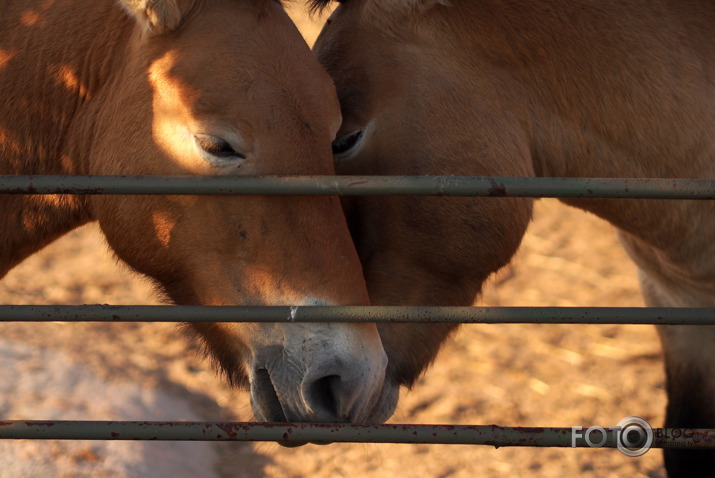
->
89, 0, 395, 424
313, 0, 534, 391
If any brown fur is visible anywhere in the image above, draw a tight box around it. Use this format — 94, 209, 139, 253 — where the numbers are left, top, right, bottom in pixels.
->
120, 0, 191, 33
314, 0, 715, 472
0, 0, 393, 425
311, 0, 446, 16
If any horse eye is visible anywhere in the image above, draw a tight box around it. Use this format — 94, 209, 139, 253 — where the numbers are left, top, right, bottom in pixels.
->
194, 134, 245, 159
332, 130, 364, 157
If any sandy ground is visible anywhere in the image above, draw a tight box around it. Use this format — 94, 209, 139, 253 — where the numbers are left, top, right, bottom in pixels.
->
0, 198, 667, 478
0, 5, 670, 478
0, 339, 220, 478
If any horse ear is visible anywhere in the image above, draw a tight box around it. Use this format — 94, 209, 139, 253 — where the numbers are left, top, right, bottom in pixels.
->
118, 0, 188, 34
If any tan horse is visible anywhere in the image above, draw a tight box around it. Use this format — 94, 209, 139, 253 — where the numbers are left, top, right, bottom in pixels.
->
0, 0, 399, 426
313, 0, 715, 474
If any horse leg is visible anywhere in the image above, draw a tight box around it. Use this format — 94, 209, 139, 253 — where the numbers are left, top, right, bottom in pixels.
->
639, 271, 715, 477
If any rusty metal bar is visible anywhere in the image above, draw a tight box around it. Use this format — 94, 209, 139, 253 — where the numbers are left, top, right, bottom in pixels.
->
0, 421, 713, 449
1, 174, 713, 451
0, 305, 713, 325
0, 175, 714, 198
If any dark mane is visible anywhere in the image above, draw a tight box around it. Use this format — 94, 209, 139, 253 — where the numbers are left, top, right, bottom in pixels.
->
306, 0, 334, 15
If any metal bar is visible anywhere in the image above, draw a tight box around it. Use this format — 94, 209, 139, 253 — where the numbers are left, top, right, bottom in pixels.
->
0, 175, 714, 198
2, 174, 714, 450
0, 305, 713, 324
0, 421, 713, 449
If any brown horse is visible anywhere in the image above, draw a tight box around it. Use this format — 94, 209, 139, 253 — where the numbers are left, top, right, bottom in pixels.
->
312, 0, 715, 474
0, 0, 400, 426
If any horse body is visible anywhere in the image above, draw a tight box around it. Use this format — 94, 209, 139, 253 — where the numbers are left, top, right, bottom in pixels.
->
314, 0, 715, 473
0, 0, 398, 425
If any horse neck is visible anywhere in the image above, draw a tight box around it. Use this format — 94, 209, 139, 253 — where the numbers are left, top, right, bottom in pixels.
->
0, 0, 132, 277
455, 1, 715, 283
1, 0, 134, 173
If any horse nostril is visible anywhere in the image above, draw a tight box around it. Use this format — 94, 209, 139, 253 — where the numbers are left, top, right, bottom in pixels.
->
304, 374, 343, 421
252, 369, 287, 422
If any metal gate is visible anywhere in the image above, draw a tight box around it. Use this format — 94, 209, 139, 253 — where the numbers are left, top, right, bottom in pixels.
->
1, 174, 714, 451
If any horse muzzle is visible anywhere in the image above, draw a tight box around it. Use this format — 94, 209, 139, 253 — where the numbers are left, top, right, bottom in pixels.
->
247, 322, 397, 436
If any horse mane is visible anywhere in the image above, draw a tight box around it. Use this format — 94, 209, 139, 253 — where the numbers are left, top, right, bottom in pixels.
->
119, 0, 197, 33
121, 0, 283, 33
307, 0, 332, 15
306, 0, 450, 17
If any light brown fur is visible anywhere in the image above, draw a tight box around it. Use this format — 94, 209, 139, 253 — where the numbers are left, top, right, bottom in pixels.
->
0, 0, 394, 425
314, 0, 715, 473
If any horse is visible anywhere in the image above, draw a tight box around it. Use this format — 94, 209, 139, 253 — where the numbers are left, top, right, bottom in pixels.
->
0, 0, 400, 427
311, 0, 715, 474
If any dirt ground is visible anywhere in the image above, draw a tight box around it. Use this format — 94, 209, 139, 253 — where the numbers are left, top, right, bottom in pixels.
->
0, 6, 670, 478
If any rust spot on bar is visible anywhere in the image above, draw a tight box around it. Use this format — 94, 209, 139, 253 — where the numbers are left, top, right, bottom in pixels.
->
520, 427, 547, 434
487, 178, 507, 197
216, 423, 238, 437
27, 421, 55, 427
347, 180, 368, 187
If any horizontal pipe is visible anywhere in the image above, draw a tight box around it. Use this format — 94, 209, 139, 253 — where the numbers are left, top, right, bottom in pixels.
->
1, 421, 713, 449
0, 175, 714, 198
0, 305, 713, 324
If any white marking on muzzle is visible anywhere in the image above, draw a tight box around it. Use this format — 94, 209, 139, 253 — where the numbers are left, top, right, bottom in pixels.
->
264, 297, 388, 423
